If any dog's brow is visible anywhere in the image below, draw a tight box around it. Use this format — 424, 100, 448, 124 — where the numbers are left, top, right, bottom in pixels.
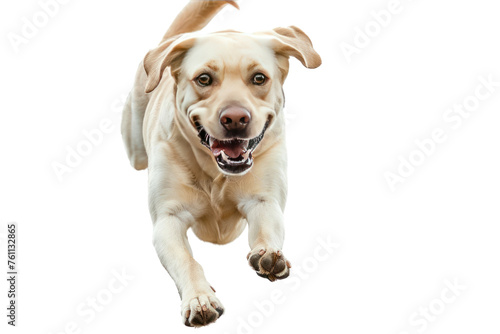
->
247, 62, 260, 72
204, 62, 219, 72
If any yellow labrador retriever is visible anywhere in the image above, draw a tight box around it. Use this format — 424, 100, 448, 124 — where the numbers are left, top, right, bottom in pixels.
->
121, 0, 321, 327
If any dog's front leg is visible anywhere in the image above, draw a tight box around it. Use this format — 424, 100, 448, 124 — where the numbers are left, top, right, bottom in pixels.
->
152, 203, 223, 327
241, 198, 291, 281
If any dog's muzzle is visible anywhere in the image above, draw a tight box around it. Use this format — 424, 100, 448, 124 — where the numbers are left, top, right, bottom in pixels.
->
195, 121, 269, 175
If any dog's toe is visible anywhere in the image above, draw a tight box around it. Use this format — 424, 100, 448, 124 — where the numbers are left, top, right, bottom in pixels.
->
182, 294, 224, 327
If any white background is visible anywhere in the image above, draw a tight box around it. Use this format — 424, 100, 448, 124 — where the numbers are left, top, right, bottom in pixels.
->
1, 0, 500, 333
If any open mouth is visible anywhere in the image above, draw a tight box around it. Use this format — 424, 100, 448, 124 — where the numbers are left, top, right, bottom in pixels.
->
195, 121, 269, 174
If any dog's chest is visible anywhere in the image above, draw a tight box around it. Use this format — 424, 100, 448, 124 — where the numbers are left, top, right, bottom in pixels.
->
191, 177, 246, 244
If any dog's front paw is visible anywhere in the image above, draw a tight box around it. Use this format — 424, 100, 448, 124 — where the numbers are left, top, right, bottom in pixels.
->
181, 292, 224, 327
247, 248, 291, 282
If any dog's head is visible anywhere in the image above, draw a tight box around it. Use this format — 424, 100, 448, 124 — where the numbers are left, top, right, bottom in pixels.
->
143, 27, 321, 175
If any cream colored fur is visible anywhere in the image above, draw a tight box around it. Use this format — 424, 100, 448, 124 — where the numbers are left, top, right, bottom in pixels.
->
121, 0, 321, 327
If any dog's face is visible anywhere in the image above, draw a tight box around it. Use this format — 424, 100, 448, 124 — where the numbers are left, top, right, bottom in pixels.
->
144, 27, 321, 175
178, 34, 284, 175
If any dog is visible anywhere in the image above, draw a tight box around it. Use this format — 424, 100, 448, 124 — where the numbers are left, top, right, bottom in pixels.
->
121, 0, 321, 327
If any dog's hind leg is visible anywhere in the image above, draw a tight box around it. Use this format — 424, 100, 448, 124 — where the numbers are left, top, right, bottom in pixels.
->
121, 62, 149, 170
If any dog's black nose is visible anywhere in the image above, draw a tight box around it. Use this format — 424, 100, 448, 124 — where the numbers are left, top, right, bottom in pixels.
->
220, 106, 251, 132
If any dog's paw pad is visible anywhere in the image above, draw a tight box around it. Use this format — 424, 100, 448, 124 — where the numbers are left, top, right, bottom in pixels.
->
247, 248, 290, 281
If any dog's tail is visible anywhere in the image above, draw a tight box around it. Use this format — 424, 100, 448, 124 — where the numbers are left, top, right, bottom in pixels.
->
160, 0, 239, 43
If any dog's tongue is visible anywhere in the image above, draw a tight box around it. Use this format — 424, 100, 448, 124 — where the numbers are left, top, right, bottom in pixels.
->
211, 139, 246, 158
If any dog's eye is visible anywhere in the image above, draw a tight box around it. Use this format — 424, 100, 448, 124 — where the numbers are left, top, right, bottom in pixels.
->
196, 73, 213, 87
252, 73, 267, 85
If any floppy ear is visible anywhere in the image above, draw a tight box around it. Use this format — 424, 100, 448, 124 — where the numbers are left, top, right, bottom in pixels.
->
268, 26, 322, 69
143, 36, 195, 93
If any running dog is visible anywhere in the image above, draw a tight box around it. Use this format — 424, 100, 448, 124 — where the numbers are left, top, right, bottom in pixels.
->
121, 0, 321, 327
